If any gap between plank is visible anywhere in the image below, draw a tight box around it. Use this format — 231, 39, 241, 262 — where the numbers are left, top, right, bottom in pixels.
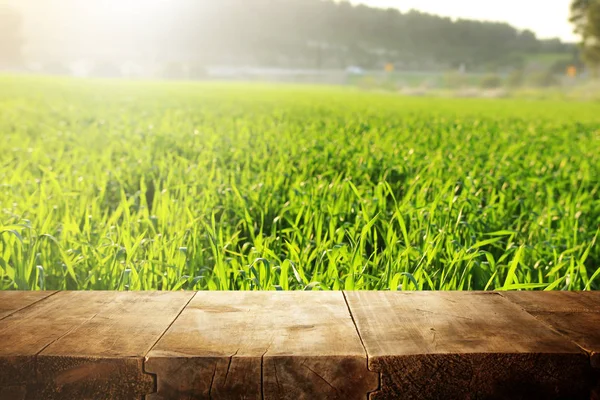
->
342, 291, 381, 399
0, 291, 59, 322
36, 310, 100, 357
497, 292, 594, 363
142, 291, 198, 397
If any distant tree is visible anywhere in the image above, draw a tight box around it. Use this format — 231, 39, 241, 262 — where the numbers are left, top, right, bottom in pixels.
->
0, 6, 24, 68
530, 70, 560, 87
150, 0, 577, 71
506, 70, 525, 88
443, 71, 468, 89
570, 0, 600, 68
518, 30, 540, 52
9, 0, 574, 72
480, 74, 503, 89
549, 56, 585, 75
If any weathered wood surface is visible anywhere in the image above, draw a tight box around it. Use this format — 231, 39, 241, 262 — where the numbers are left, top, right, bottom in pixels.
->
0, 291, 194, 400
1, 291, 599, 400
0, 291, 56, 320
503, 291, 600, 397
145, 292, 378, 400
502, 291, 600, 313
345, 291, 596, 400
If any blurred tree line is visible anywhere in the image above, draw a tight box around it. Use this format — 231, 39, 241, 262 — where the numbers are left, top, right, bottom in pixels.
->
0, 0, 584, 72
157, 0, 574, 70
571, 0, 600, 69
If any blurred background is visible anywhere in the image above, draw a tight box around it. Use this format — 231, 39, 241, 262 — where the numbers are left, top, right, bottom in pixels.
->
1, 0, 599, 97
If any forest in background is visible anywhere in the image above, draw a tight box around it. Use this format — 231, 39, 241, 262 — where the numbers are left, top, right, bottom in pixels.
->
0, 0, 579, 73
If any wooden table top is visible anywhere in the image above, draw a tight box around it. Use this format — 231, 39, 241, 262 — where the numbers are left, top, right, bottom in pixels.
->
0, 291, 598, 400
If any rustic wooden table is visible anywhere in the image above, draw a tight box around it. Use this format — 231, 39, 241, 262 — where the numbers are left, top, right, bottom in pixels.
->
0, 291, 598, 400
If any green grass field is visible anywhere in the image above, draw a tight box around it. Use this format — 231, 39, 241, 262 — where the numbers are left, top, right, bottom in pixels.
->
1, 76, 599, 291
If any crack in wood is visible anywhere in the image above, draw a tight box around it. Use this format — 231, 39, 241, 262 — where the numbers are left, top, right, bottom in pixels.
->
208, 362, 217, 400
346, 291, 599, 400
223, 348, 239, 387
301, 360, 339, 394
342, 291, 380, 400
6, 291, 595, 399
272, 359, 282, 399
414, 308, 474, 321
260, 347, 270, 400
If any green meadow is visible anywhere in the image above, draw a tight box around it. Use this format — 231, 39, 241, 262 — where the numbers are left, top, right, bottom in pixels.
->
1, 76, 598, 291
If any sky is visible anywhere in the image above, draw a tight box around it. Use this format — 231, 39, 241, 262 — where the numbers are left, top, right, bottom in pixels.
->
354, 0, 577, 41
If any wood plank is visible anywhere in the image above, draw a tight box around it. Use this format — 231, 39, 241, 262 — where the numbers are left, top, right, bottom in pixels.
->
1, 291, 120, 397
345, 291, 595, 400
503, 292, 600, 369
0, 291, 56, 320
502, 291, 600, 313
0, 291, 194, 400
525, 312, 600, 368
145, 292, 378, 400
503, 292, 600, 399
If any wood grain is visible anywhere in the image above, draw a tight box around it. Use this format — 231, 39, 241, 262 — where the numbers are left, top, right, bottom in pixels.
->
502, 291, 600, 313
2, 291, 599, 399
145, 291, 378, 400
0, 291, 194, 400
0, 291, 55, 320
503, 291, 600, 366
528, 312, 600, 367
1, 291, 119, 396
503, 291, 600, 398
345, 291, 595, 400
